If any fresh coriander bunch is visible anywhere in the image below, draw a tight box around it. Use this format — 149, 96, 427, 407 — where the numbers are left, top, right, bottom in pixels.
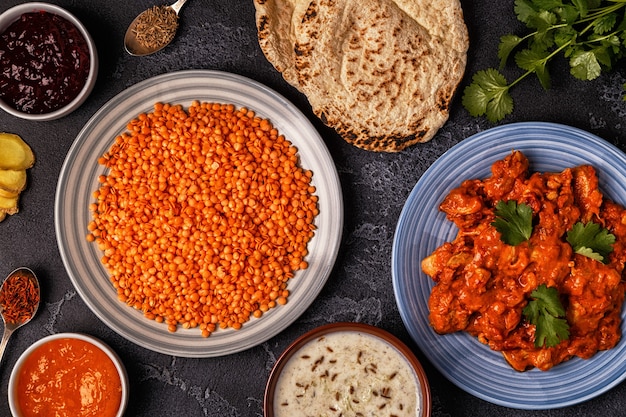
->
463, 0, 626, 122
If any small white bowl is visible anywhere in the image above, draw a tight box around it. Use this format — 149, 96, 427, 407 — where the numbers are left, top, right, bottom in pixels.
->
8, 332, 128, 417
0, 3, 98, 121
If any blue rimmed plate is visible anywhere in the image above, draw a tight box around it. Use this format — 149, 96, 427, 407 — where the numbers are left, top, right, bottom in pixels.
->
55, 70, 343, 357
392, 122, 626, 409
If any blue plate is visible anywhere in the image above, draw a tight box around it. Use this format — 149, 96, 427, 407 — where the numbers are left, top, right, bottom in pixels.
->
392, 122, 626, 409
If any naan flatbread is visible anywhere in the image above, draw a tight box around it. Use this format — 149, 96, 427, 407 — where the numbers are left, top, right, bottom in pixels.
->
254, 0, 469, 152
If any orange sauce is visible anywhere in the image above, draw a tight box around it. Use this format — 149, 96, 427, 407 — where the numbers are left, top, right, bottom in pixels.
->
15, 337, 122, 417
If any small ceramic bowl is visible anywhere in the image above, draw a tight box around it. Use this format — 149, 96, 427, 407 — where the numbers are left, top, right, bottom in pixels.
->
265, 322, 431, 417
0, 3, 98, 121
8, 332, 128, 417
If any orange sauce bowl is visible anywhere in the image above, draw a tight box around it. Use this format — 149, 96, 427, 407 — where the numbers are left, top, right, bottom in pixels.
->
8, 333, 128, 417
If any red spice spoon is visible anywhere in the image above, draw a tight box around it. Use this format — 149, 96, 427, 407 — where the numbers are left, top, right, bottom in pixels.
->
0, 267, 40, 365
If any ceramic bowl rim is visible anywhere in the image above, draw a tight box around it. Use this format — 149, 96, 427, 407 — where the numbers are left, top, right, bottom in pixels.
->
264, 321, 432, 417
7, 332, 129, 417
0, 2, 98, 121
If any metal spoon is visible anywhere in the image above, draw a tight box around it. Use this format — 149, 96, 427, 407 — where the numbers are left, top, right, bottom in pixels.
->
124, 0, 189, 56
0, 267, 40, 365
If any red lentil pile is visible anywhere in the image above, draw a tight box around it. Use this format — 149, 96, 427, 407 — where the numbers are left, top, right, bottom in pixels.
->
87, 102, 318, 337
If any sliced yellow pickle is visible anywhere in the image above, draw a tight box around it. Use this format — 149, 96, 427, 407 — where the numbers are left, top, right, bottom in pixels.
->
0, 169, 26, 193
0, 193, 18, 214
0, 133, 35, 170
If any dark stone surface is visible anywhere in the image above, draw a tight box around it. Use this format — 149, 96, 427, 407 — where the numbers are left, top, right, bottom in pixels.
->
1, 1, 626, 416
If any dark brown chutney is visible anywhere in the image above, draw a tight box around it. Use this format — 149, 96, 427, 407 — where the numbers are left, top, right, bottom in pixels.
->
0, 11, 90, 114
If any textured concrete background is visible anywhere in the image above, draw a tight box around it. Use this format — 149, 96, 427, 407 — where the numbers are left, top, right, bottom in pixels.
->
1, 0, 626, 416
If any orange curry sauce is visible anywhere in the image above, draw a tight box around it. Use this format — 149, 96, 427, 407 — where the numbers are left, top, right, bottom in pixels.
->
422, 151, 626, 371
16, 337, 122, 417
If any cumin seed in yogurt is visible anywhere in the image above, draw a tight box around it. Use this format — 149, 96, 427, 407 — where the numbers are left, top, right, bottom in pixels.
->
273, 330, 423, 417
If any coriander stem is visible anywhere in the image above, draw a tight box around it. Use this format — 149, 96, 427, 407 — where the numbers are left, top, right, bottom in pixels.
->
577, 3, 626, 33
582, 30, 622, 45
507, 37, 574, 90
521, 2, 626, 40
508, 69, 534, 89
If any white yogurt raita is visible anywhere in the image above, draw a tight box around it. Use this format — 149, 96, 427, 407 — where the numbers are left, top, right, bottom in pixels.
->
273, 330, 422, 417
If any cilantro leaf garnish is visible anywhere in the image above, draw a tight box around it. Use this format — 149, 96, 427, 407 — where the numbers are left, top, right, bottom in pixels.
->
492, 200, 533, 246
462, 0, 626, 122
566, 221, 615, 263
523, 284, 570, 348
462, 69, 514, 123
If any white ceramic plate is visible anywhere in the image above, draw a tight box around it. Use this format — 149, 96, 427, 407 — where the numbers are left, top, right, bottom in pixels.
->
392, 122, 626, 409
55, 70, 343, 357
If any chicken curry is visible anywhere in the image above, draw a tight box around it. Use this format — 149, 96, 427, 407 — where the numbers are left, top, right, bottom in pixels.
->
422, 151, 626, 371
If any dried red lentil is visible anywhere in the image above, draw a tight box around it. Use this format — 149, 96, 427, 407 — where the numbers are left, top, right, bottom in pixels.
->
87, 102, 318, 337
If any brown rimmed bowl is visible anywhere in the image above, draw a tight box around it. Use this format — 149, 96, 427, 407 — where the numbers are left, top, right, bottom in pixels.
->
265, 322, 431, 417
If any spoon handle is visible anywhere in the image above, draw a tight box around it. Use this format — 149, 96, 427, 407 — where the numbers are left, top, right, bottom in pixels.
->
170, 0, 188, 14
0, 325, 14, 366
